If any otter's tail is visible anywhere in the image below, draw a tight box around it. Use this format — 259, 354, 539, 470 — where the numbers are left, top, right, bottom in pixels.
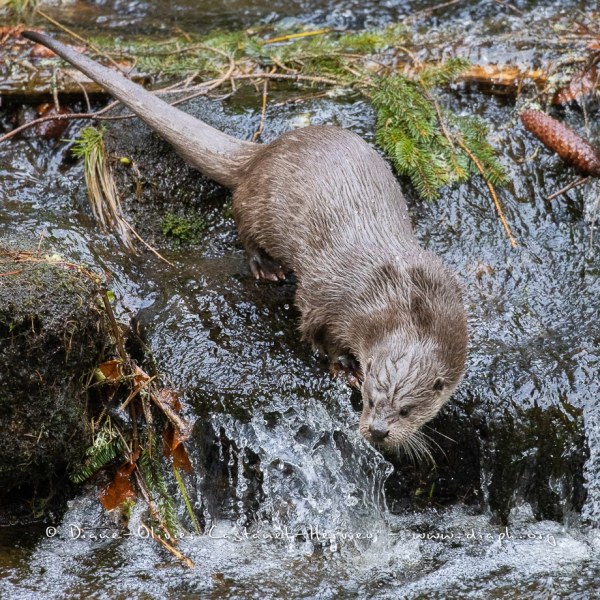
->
22, 31, 257, 188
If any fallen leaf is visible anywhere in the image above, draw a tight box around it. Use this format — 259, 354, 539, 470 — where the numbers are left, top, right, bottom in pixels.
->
99, 359, 124, 381
0, 25, 25, 45
30, 44, 56, 58
100, 462, 136, 510
132, 364, 151, 394
35, 103, 73, 139
554, 65, 598, 104
163, 424, 193, 473
157, 388, 182, 413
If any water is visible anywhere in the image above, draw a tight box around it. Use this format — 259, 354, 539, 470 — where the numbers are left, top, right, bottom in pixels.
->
1, 0, 599, 597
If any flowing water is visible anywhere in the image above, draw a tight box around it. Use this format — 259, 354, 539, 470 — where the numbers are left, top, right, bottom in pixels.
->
1, 0, 599, 598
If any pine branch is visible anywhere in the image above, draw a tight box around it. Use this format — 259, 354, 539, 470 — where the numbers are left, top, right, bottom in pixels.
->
71, 419, 124, 483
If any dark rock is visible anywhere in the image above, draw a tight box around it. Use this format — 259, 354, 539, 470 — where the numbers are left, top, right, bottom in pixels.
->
0, 244, 107, 518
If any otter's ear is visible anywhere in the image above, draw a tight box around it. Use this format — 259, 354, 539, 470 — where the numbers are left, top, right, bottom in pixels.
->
433, 378, 446, 392
366, 357, 373, 373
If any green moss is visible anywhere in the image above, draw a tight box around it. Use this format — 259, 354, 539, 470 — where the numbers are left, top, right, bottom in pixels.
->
0, 0, 38, 17
86, 23, 408, 81
161, 212, 206, 246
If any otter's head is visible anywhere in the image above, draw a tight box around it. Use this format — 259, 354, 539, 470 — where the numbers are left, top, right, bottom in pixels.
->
358, 334, 463, 455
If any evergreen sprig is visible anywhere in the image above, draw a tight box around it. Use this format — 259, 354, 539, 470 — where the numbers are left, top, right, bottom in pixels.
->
372, 60, 507, 200
71, 420, 123, 483
453, 114, 508, 186
138, 444, 179, 537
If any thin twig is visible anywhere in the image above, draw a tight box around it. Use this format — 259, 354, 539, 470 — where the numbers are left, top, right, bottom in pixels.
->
51, 68, 60, 111
0, 68, 340, 144
408, 0, 462, 19
130, 399, 139, 461
546, 176, 590, 201
172, 27, 193, 43
141, 394, 153, 455
494, 0, 524, 15
150, 42, 231, 60
122, 220, 174, 266
65, 71, 93, 112
133, 476, 195, 567
149, 389, 191, 436
0, 101, 120, 144
102, 291, 127, 361
36, 231, 45, 255
262, 28, 332, 45
168, 51, 236, 107
140, 520, 194, 567
2, 250, 102, 282
252, 77, 269, 142
456, 138, 518, 248
270, 56, 298, 74
119, 374, 157, 411
214, 71, 340, 86
423, 89, 455, 149
35, 9, 128, 74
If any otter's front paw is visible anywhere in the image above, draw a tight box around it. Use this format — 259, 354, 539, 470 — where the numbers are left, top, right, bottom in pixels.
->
331, 354, 363, 389
249, 252, 287, 282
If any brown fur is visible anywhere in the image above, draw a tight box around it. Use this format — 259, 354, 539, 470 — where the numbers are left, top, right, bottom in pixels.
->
23, 32, 469, 452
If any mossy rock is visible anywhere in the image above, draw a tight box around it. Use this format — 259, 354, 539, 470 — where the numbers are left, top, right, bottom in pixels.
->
0, 246, 107, 516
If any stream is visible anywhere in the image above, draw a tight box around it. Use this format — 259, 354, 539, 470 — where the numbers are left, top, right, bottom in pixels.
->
1, 0, 599, 598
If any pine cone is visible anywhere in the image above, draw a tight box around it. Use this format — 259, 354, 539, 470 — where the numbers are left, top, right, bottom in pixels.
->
520, 109, 600, 177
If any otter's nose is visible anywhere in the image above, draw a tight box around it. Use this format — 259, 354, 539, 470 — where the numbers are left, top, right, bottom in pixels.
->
369, 420, 389, 441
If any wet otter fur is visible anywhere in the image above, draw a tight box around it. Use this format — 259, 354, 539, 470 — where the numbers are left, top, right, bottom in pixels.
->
23, 31, 468, 454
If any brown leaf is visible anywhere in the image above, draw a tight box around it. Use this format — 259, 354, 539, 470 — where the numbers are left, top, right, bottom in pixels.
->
132, 364, 151, 393
0, 25, 25, 45
35, 103, 73, 139
99, 359, 124, 381
150, 387, 191, 435
157, 388, 182, 413
29, 44, 57, 58
162, 424, 193, 473
553, 65, 598, 104
100, 462, 136, 510
460, 64, 547, 87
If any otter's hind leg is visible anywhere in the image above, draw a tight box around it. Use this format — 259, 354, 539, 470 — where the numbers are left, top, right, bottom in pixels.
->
232, 188, 288, 281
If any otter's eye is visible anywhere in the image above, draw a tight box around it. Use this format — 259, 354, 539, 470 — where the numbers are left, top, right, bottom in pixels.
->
399, 407, 410, 417
433, 378, 445, 392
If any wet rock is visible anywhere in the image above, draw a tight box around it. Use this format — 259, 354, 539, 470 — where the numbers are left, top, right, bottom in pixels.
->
0, 244, 107, 518
104, 97, 235, 248
101, 90, 599, 529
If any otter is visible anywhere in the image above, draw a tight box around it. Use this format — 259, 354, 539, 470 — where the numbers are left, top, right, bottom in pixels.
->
22, 31, 468, 454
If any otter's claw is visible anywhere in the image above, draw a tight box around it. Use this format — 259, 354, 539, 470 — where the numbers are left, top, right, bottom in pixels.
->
249, 253, 287, 281
331, 354, 363, 389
